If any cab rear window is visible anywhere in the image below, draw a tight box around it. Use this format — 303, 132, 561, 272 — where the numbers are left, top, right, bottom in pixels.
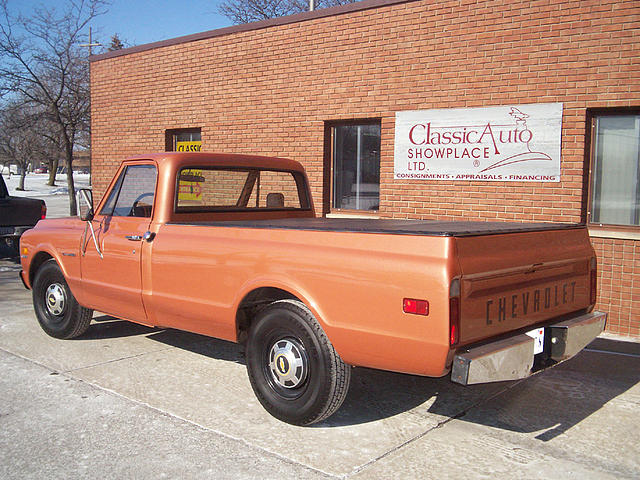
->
175, 167, 310, 213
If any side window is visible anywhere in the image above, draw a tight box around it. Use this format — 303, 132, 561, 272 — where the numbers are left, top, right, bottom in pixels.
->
100, 171, 126, 216
100, 165, 157, 218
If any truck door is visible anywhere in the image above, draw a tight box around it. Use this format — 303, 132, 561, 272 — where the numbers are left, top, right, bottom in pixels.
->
80, 163, 157, 323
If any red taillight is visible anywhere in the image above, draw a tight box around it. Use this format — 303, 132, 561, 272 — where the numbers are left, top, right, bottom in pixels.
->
449, 278, 460, 346
40, 203, 47, 220
403, 298, 429, 316
449, 296, 460, 346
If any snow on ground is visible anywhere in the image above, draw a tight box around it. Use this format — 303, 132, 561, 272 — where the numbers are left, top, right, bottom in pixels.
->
3, 172, 90, 197
2, 173, 91, 218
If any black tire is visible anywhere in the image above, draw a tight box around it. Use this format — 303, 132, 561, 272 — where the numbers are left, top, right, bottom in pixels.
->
246, 299, 351, 425
32, 259, 93, 339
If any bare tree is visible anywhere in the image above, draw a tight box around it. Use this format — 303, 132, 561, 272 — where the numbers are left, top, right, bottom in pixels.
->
0, 100, 50, 191
28, 105, 65, 185
0, 0, 108, 215
219, 0, 358, 24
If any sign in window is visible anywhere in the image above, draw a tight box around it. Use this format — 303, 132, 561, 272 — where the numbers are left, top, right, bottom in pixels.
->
176, 141, 201, 152
166, 128, 202, 153
166, 128, 203, 203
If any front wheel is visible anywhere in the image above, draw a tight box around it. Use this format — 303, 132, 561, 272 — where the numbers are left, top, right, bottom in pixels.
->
32, 259, 93, 339
246, 300, 351, 426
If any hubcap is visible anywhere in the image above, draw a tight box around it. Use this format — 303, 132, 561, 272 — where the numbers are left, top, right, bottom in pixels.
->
45, 283, 66, 316
268, 338, 308, 389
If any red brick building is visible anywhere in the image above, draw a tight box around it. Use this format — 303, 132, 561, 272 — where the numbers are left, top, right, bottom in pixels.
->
90, 0, 640, 337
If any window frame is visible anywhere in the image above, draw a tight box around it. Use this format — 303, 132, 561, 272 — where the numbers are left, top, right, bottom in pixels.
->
173, 166, 312, 214
586, 107, 640, 234
323, 118, 382, 216
99, 163, 158, 218
165, 128, 202, 152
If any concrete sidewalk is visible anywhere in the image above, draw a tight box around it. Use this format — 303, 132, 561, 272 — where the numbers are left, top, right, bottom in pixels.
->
1, 259, 639, 479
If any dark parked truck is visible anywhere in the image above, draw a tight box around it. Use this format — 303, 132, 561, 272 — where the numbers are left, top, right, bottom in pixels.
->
0, 174, 46, 256
19, 152, 606, 425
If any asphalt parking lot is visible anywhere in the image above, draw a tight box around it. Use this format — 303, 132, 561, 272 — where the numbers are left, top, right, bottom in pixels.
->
0, 255, 639, 479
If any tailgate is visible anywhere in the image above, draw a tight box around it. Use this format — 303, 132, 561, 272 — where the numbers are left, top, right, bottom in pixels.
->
0, 196, 44, 228
455, 227, 594, 346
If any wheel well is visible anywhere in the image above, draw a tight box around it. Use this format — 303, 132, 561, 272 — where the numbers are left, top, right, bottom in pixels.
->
236, 287, 300, 344
29, 252, 53, 285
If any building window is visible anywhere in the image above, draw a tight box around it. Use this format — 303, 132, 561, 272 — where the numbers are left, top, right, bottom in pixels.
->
324, 120, 381, 214
165, 128, 202, 152
589, 111, 640, 228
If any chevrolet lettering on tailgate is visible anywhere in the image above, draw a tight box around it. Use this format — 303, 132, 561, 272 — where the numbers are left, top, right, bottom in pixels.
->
486, 281, 579, 325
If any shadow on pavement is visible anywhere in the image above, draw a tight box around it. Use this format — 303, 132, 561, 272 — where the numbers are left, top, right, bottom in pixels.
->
83, 320, 639, 435
149, 329, 245, 364
75, 317, 246, 365
72, 315, 159, 340
454, 342, 640, 441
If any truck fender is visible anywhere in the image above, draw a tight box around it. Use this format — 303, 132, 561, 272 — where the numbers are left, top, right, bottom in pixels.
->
27, 244, 79, 297
234, 277, 334, 342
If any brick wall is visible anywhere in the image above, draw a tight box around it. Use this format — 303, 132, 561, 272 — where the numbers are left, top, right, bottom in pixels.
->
90, 0, 640, 337
592, 237, 640, 337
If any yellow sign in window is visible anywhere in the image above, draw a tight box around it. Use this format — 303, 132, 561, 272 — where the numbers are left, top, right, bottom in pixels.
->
176, 141, 202, 152
178, 168, 203, 203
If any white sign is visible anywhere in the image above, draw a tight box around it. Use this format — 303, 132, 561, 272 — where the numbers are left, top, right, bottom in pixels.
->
394, 103, 563, 182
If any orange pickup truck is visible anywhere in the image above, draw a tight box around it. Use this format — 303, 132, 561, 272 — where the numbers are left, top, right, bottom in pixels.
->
19, 152, 606, 425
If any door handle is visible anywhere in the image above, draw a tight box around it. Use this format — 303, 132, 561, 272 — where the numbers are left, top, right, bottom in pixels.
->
125, 235, 142, 241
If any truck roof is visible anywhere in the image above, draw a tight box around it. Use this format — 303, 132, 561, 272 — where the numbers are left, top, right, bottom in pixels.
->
123, 152, 307, 173
109, 152, 313, 225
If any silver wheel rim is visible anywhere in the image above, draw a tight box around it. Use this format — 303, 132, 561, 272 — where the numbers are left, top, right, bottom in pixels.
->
268, 338, 308, 389
45, 283, 66, 316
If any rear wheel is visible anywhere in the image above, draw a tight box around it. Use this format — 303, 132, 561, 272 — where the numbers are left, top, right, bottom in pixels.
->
32, 259, 93, 339
246, 300, 351, 425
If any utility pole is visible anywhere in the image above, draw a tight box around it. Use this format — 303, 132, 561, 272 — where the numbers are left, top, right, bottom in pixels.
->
310, 0, 315, 11
79, 27, 101, 187
80, 27, 101, 56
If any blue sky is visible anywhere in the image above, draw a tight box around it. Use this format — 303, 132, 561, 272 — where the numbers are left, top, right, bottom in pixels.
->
8, 0, 234, 49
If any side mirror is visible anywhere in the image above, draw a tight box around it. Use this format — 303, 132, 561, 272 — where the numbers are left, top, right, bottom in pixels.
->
77, 188, 94, 221
77, 187, 102, 259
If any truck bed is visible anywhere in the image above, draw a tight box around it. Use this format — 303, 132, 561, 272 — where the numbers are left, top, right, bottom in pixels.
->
168, 218, 584, 237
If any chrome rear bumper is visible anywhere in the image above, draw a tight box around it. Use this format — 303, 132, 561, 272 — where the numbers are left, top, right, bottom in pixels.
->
451, 311, 607, 386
